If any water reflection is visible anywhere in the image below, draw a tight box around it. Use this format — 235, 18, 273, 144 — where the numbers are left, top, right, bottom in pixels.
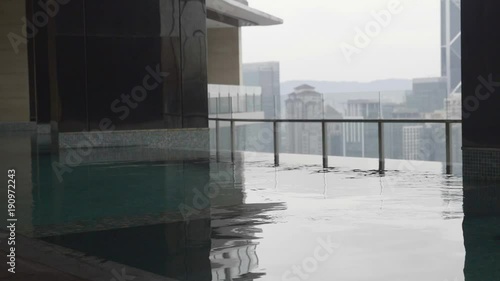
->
463, 216, 500, 281
463, 181, 500, 281
32, 151, 284, 280
441, 177, 464, 220
0, 132, 499, 280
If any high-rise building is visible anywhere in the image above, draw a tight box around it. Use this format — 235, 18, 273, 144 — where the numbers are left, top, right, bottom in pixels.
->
385, 108, 422, 160
344, 99, 396, 158
243, 62, 281, 118
285, 85, 324, 154
445, 93, 462, 119
403, 126, 424, 160
441, 0, 461, 95
346, 99, 397, 119
346, 99, 380, 118
406, 77, 448, 113
325, 105, 344, 156
342, 116, 365, 157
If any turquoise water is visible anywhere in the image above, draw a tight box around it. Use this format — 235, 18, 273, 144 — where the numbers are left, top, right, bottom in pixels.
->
0, 132, 499, 280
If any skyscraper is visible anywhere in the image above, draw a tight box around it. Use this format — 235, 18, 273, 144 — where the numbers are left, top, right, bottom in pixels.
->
441, 0, 461, 95
285, 85, 324, 154
344, 99, 396, 158
406, 77, 448, 113
242, 62, 281, 118
403, 126, 424, 160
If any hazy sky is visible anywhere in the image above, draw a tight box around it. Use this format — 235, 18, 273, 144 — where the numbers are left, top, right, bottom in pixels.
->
242, 0, 441, 82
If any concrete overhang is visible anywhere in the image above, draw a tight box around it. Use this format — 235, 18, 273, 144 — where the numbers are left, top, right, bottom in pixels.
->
206, 0, 283, 27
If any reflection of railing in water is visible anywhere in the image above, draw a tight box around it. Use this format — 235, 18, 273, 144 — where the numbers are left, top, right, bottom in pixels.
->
210, 118, 462, 174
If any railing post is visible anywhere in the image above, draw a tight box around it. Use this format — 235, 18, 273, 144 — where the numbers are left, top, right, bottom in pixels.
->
378, 121, 385, 174
322, 121, 328, 168
230, 120, 235, 163
215, 120, 220, 162
236, 94, 240, 113
273, 121, 280, 167
217, 94, 221, 117
445, 122, 452, 174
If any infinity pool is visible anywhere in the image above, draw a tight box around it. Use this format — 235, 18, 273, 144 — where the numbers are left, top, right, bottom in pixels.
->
1, 132, 499, 281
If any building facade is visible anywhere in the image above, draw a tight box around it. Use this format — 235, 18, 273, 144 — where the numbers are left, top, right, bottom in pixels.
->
0, 0, 282, 150
385, 108, 422, 160
344, 99, 396, 158
406, 77, 448, 113
403, 125, 423, 160
285, 84, 324, 154
243, 61, 281, 119
441, 0, 461, 96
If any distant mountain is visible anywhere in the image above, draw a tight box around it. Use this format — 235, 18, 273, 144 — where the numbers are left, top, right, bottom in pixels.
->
280, 79, 412, 95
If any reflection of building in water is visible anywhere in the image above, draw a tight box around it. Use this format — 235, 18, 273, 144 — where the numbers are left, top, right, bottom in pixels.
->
36, 155, 284, 281
208, 200, 284, 281
210, 244, 260, 280
440, 179, 463, 220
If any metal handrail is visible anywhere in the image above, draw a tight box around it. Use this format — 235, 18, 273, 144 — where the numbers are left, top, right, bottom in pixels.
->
209, 117, 462, 174
210, 118, 461, 123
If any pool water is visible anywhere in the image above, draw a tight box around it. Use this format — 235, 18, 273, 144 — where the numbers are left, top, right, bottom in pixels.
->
1, 132, 499, 280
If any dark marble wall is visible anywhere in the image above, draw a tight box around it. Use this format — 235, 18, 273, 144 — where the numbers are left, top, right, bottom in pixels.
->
180, 0, 208, 128
462, 0, 500, 204
462, 1, 500, 148
28, 0, 51, 124
462, 4, 500, 277
33, 0, 208, 132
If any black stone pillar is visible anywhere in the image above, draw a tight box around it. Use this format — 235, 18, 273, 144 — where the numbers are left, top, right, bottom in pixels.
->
462, 2, 500, 279
462, 0, 500, 216
27, 0, 51, 124
38, 0, 207, 132
180, 0, 208, 128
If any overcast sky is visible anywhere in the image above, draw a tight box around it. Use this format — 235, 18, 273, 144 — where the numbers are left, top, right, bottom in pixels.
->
242, 0, 441, 82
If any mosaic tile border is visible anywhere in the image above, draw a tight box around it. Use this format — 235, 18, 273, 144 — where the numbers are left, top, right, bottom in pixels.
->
462, 147, 500, 215
463, 183, 500, 216
58, 146, 210, 164
0, 122, 36, 132
463, 147, 500, 183
37, 124, 51, 134
59, 128, 210, 151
